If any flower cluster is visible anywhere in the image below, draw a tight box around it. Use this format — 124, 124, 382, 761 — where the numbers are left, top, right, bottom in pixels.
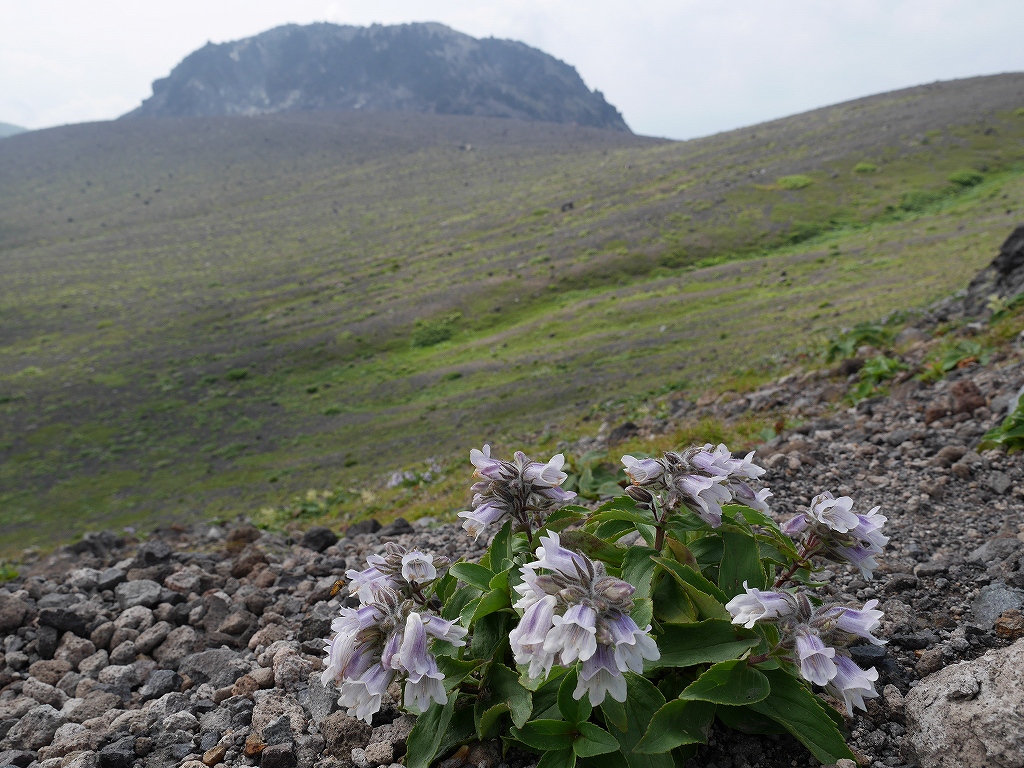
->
323, 545, 466, 722
622, 443, 771, 527
345, 541, 450, 603
782, 492, 889, 579
510, 531, 660, 705
459, 445, 576, 540
726, 583, 883, 715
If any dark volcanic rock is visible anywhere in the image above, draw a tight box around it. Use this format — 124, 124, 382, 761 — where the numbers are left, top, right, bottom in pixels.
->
964, 223, 1024, 313
346, 519, 381, 537
124, 22, 630, 132
300, 526, 338, 553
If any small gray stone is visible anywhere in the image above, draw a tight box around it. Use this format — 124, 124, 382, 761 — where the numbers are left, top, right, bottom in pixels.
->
363, 741, 394, 766
152, 625, 197, 668
260, 743, 297, 768
178, 649, 248, 689
262, 714, 294, 746
306, 671, 339, 724
987, 471, 1013, 495
969, 537, 1023, 565
5, 704, 66, 750
68, 568, 102, 591
972, 582, 1024, 628
138, 669, 182, 702
95, 568, 126, 591
114, 579, 162, 609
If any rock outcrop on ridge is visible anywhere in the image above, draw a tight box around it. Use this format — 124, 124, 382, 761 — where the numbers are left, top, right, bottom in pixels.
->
123, 23, 630, 132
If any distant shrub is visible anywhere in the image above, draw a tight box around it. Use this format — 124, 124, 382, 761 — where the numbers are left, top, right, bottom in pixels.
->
411, 312, 462, 349
323, 405, 342, 416
899, 189, 942, 212
825, 323, 893, 362
777, 174, 813, 190
225, 368, 248, 381
981, 398, 1024, 452
1015, 108, 1024, 117
787, 221, 823, 243
853, 162, 877, 174
948, 170, 984, 188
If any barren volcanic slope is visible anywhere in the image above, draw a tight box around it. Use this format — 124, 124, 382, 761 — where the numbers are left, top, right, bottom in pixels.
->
123, 22, 629, 132
2, 74, 1024, 549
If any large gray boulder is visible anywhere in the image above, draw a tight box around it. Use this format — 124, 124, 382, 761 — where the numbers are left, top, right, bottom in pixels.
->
965, 224, 1024, 314
904, 638, 1024, 767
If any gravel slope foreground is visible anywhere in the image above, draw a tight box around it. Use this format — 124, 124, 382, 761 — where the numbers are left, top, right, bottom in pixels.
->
2, 349, 1024, 768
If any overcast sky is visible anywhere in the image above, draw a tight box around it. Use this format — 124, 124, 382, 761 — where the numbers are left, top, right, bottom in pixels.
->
1, 1, 1022, 140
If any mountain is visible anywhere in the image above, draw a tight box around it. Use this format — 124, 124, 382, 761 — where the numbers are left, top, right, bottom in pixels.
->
0, 122, 25, 139
123, 22, 630, 132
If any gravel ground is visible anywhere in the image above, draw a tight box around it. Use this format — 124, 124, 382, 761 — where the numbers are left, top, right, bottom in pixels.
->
1, 337, 1023, 768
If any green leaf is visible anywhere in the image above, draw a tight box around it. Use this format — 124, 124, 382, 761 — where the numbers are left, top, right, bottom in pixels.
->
438, 705, 476, 760
489, 567, 511, 592
475, 701, 509, 739
579, 752, 629, 768
687, 535, 724, 567
633, 699, 716, 752
471, 612, 508, 659
749, 669, 856, 764
405, 696, 456, 768
722, 504, 779, 531
435, 657, 482, 691
678, 659, 770, 705
537, 748, 576, 768
558, 530, 625, 567
651, 574, 697, 624
490, 520, 514, 571
649, 620, 759, 669
600, 674, 672, 768
715, 705, 787, 735
655, 557, 728, 602
719, 530, 766, 596
529, 666, 569, 709
489, 663, 533, 728
473, 588, 511, 621
621, 546, 659, 599
450, 562, 494, 591
573, 723, 620, 757
591, 518, 639, 541
588, 508, 657, 527
435, 571, 457, 604
655, 558, 730, 621
511, 719, 577, 751
441, 584, 481, 621
459, 596, 482, 626
558, 668, 592, 724
630, 597, 653, 629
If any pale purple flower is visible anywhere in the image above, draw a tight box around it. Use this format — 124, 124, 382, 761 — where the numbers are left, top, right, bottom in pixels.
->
604, 611, 660, 673
808, 493, 859, 533
834, 544, 881, 580
825, 654, 879, 716
795, 628, 838, 687
421, 615, 468, 646
574, 644, 628, 706
851, 507, 889, 550
510, 595, 558, 679
461, 446, 576, 539
621, 455, 665, 484
524, 453, 569, 487
403, 661, 447, 713
345, 555, 393, 603
337, 662, 395, 723
731, 482, 774, 515
512, 533, 658, 702
726, 583, 797, 629
545, 603, 599, 665
827, 600, 885, 645
400, 551, 437, 584
781, 514, 809, 536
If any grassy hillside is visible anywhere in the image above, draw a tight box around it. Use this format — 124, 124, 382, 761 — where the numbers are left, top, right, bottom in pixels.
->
2, 74, 1024, 551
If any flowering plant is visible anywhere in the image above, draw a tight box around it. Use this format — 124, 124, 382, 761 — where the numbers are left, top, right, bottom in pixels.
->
324, 444, 887, 767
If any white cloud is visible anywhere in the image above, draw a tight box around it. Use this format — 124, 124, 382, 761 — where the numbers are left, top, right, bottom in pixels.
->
0, 1, 1021, 137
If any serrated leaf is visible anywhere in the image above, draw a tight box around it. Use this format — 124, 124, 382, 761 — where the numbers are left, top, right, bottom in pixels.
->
450, 562, 495, 591
471, 612, 508, 659
559, 530, 625, 567
654, 556, 728, 602
405, 697, 455, 768
489, 663, 533, 728
600, 674, 672, 768
630, 597, 653, 629
621, 546, 658, 599
633, 699, 716, 752
475, 701, 509, 739
438, 705, 476, 760
558, 668, 592, 724
441, 583, 481, 621
489, 567, 511, 591
573, 723, 619, 757
537, 748, 577, 768
511, 719, 576, 751
473, 588, 511, 621
678, 659, 770, 705
687, 535, 724, 566
749, 669, 856, 764
591, 518, 638, 541
715, 705, 787, 735
491, 520, 513, 571
435, 657, 481, 691
649, 620, 759, 670
719, 530, 766, 596
651, 573, 696, 624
